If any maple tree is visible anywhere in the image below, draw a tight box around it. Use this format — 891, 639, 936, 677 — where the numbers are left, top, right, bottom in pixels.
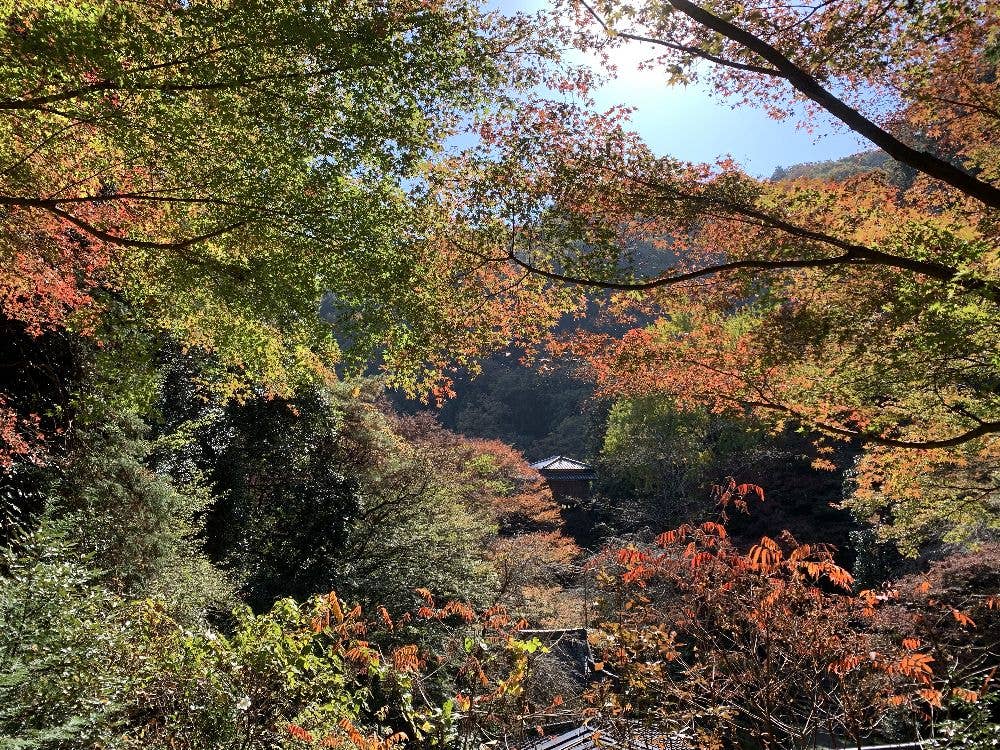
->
0, 0, 567, 465
392, 412, 583, 621
2, 1, 998, 748
424, 0, 1000, 550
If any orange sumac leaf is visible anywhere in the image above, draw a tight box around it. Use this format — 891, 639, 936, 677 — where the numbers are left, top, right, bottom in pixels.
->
952, 609, 976, 628
736, 483, 765, 503
327, 592, 345, 623
952, 687, 979, 703
378, 605, 394, 631
700, 521, 726, 538
287, 724, 315, 743
788, 544, 812, 562
825, 565, 855, 591
392, 644, 422, 673
828, 655, 862, 675
919, 688, 943, 708
690, 551, 712, 569
897, 652, 935, 679
656, 530, 677, 546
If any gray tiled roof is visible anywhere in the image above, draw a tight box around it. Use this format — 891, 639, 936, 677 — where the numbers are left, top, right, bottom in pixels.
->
522, 724, 691, 750
531, 456, 596, 474
521, 727, 924, 750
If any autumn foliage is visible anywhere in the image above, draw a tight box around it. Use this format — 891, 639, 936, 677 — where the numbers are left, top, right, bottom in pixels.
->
419, 0, 1000, 552
586, 507, 986, 748
1, 0, 999, 748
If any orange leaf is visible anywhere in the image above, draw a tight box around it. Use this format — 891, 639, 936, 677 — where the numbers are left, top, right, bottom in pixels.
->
952, 687, 979, 703
919, 688, 943, 708
952, 609, 976, 628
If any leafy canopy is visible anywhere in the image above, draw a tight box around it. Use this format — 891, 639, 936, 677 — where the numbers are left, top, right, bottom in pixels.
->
424, 0, 1000, 550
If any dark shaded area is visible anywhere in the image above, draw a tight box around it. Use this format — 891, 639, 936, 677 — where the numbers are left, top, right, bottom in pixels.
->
0, 317, 82, 546
392, 352, 609, 462
716, 433, 860, 560
193, 391, 367, 611
589, 425, 862, 565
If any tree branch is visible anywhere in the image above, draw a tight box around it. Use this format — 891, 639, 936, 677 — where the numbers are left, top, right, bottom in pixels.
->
0, 62, 370, 113
508, 248, 864, 289
48, 206, 246, 251
577, 0, 785, 78
508, 236, 1000, 304
661, 370, 1000, 448
509, 157, 1000, 303
741, 397, 1000, 449
664, 0, 1000, 208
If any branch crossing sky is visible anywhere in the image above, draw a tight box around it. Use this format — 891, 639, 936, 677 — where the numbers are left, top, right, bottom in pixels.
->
495, 0, 870, 177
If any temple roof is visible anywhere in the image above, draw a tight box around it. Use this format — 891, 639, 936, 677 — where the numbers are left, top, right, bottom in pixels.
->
530, 455, 595, 474
521, 723, 691, 750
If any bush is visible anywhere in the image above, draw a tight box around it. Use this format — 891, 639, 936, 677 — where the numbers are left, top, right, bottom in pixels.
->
0, 538, 388, 750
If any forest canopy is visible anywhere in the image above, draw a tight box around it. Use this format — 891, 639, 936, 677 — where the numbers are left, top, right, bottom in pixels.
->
1, 0, 998, 748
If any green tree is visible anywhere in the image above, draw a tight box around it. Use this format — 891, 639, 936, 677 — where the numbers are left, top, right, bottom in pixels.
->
0, 0, 555, 465
0, 542, 391, 750
197, 382, 496, 612
49, 414, 230, 620
600, 396, 761, 527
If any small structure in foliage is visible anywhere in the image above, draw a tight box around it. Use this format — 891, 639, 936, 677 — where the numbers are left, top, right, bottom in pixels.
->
530, 456, 596, 507
521, 723, 691, 750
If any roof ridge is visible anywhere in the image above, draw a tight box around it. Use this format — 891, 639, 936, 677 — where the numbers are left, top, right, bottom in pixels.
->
531, 457, 594, 472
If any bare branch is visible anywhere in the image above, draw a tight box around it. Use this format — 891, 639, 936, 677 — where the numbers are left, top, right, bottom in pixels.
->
508, 247, 862, 288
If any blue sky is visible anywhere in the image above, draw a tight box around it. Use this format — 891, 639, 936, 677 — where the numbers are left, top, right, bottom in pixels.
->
493, 0, 870, 177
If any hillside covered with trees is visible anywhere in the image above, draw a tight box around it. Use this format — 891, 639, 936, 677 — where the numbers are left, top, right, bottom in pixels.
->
770, 150, 916, 187
1, 1, 998, 749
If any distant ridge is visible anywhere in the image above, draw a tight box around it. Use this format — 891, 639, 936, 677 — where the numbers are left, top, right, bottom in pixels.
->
770, 149, 915, 188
